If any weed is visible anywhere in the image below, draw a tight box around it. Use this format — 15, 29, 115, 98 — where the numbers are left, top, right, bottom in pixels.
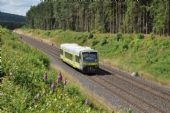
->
116, 32, 123, 41
44, 31, 51, 37
88, 32, 94, 39
92, 40, 99, 46
136, 33, 144, 39
150, 32, 156, 39
100, 39, 108, 46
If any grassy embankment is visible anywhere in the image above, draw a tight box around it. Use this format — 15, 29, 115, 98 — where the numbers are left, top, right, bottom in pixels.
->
0, 27, 108, 113
16, 28, 170, 86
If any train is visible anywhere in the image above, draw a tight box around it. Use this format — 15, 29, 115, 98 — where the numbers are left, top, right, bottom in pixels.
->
60, 43, 99, 73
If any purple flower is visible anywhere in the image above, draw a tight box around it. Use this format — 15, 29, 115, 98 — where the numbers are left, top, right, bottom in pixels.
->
84, 99, 88, 105
57, 72, 62, 84
50, 83, 56, 93
43, 72, 48, 81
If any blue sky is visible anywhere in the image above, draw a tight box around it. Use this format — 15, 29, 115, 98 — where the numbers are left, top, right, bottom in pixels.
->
0, 0, 40, 16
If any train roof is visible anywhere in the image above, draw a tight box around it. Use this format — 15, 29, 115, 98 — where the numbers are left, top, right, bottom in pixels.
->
60, 43, 96, 56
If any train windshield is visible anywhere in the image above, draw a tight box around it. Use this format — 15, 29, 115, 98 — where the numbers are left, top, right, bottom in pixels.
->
82, 52, 97, 62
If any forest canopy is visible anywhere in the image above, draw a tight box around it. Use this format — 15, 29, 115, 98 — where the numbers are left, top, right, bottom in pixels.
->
26, 0, 170, 35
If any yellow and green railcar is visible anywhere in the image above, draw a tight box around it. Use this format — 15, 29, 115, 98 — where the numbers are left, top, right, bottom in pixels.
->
60, 43, 99, 73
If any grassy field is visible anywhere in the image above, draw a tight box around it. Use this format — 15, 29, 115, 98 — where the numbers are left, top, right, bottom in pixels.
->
16, 28, 170, 86
0, 27, 108, 113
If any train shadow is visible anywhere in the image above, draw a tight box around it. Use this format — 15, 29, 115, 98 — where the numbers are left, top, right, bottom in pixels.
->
61, 61, 111, 76
84, 68, 111, 76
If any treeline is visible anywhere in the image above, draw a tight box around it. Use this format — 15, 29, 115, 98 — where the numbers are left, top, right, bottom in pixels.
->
0, 21, 24, 30
27, 0, 170, 35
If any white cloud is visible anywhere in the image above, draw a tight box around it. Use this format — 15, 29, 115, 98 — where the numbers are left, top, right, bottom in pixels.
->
0, 0, 40, 16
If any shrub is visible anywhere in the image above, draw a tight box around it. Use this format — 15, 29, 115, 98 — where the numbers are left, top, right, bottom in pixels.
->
115, 32, 123, 41
65, 84, 79, 96
75, 36, 82, 40
88, 32, 94, 39
100, 39, 108, 46
39, 54, 50, 69
81, 38, 87, 44
44, 31, 51, 37
150, 32, 155, 39
123, 44, 129, 50
91, 40, 99, 46
0, 78, 32, 113
136, 33, 144, 39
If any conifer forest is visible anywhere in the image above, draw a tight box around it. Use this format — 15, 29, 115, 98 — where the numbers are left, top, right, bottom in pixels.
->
27, 0, 170, 35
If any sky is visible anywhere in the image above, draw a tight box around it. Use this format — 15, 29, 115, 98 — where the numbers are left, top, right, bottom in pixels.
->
0, 0, 40, 16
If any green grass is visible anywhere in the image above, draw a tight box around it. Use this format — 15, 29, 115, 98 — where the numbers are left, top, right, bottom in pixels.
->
0, 27, 107, 113
17, 28, 170, 86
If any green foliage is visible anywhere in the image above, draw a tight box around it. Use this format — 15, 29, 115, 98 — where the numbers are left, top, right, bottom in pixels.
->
44, 31, 51, 37
81, 38, 87, 44
100, 39, 108, 46
1, 28, 107, 113
116, 32, 123, 41
88, 32, 94, 39
39, 54, 50, 69
65, 84, 80, 96
150, 0, 169, 33
136, 33, 144, 39
0, 78, 32, 112
150, 33, 156, 39
26, 0, 170, 35
91, 40, 99, 47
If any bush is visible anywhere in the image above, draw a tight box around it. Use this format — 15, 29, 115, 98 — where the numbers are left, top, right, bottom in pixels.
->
150, 33, 155, 39
115, 32, 123, 41
91, 40, 99, 46
81, 38, 87, 44
123, 44, 129, 50
100, 39, 108, 46
75, 36, 82, 40
44, 31, 51, 37
88, 32, 94, 39
136, 33, 144, 39
39, 54, 50, 69
65, 84, 79, 96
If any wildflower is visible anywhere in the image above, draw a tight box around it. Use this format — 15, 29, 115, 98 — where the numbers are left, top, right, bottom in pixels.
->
43, 72, 48, 81
64, 79, 68, 85
84, 99, 88, 105
57, 72, 62, 84
34, 93, 40, 100
9, 72, 12, 76
50, 82, 56, 93
0, 92, 3, 96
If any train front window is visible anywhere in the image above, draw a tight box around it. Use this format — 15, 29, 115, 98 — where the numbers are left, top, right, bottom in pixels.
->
82, 52, 97, 62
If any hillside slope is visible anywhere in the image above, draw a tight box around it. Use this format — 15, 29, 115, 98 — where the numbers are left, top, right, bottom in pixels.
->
0, 27, 107, 113
0, 12, 26, 29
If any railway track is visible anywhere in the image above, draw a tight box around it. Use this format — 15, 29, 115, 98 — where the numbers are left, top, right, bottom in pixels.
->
16, 33, 170, 113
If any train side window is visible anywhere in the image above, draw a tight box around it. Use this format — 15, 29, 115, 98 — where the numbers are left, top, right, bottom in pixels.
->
75, 55, 80, 63
65, 52, 72, 60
